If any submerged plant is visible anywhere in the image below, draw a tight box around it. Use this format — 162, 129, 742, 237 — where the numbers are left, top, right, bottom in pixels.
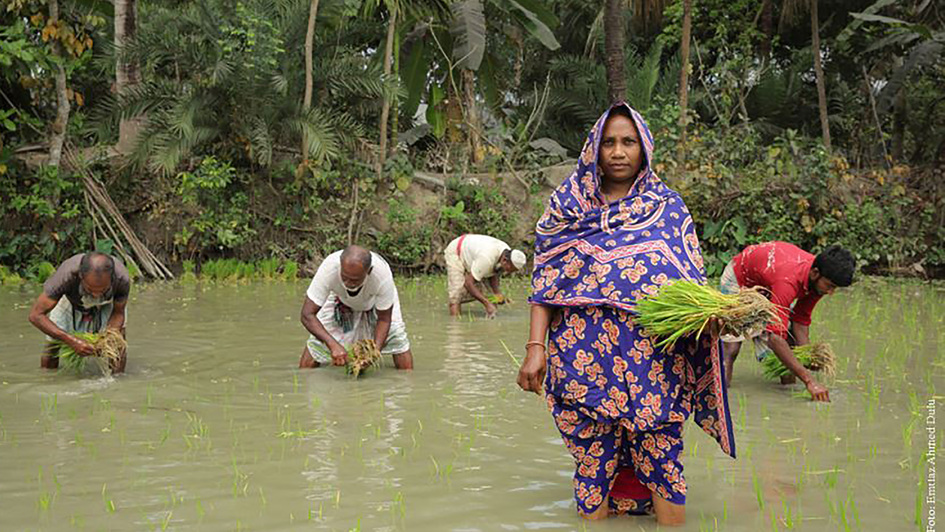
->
53, 330, 126, 374
346, 340, 381, 378
633, 280, 779, 348
760, 342, 837, 381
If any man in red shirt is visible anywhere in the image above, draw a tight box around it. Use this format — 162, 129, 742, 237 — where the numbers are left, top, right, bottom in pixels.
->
719, 242, 855, 402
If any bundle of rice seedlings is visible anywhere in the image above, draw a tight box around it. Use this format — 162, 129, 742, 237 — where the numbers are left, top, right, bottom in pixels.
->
761, 342, 837, 381
54, 329, 126, 374
346, 339, 381, 378
634, 280, 779, 349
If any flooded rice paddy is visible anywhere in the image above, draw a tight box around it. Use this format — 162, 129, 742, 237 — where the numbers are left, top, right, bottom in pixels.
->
0, 276, 942, 531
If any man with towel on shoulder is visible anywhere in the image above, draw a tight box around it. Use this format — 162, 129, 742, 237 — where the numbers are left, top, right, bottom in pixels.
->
444, 234, 526, 318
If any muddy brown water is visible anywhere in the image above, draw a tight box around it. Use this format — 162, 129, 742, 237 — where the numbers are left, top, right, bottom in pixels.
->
0, 276, 941, 531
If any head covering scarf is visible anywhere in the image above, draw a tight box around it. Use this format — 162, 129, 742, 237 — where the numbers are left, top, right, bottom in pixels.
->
530, 102, 735, 458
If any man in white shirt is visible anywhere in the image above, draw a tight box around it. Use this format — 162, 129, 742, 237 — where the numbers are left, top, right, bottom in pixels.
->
444, 234, 527, 318
299, 245, 413, 369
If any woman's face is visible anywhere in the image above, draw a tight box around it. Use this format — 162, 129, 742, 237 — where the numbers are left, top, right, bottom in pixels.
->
598, 114, 643, 185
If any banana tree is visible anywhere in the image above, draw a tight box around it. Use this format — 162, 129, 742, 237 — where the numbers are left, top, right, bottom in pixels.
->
362, 0, 450, 170
410, 0, 560, 164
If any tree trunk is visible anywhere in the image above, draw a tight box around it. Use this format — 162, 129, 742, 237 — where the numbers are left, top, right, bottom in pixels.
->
115, 0, 142, 155
810, 0, 831, 151
377, 5, 397, 172
510, 26, 524, 90
677, 0, 692, 166
390, 28, 401, 156
891, 67, 906, 161
48, 0, 70, 169
463, 68, 482, 164
604, 0, 626, 104
301, 0, 320, 162
760, 0, 773, 58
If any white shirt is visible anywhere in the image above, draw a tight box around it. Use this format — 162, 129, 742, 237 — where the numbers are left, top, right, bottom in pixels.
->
459, 235, 510, 282
306, 251, 397, 314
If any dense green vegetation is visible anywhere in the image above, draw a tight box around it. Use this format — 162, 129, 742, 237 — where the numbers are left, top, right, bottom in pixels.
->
1, 0, 942, 279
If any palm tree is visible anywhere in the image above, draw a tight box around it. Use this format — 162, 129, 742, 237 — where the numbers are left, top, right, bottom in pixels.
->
115, 0, 142, 155
366, 0, 449, 170
302, 0, 321, 164
677, 0, 692, 163
377, 2, 397, 169
106, 0, 385, 176
809, 0, 831, 150
447, 0, 560, 163
48, 0, 69, 169
604, 0, 626, 104
774, 0, 832, 149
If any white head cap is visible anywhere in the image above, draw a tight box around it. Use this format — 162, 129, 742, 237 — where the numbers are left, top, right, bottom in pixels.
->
510, 249, 527, 270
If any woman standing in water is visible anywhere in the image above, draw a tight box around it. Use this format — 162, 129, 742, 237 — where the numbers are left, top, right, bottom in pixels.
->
517, 103, 735, 525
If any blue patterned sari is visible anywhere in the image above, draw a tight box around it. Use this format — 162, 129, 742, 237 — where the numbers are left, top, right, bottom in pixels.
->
529, 103, 735, 515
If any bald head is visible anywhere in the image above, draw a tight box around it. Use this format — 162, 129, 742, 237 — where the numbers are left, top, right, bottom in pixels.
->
79, 252, 114, 297
339, 245, 373, 291
80, 252, 114, 278
340, 245, 372, 271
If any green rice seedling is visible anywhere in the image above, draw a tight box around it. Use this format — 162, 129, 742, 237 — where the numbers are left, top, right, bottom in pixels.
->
633, 280, 778, 348
346, 340, 381, 378
257, 258, 281, 279
751, 469, 765, 510
238, 261, 256, 279
102, 483, 115, 513
40, 393, 58, 417
37, 490, 53, 512
180, 260, 197, 284
54, 330, 126, 374
231, 460, 249, 497
498, 340, 520, 367
281, 260, 298, 280
761, 343, 837, 381
782, 499, 796, 529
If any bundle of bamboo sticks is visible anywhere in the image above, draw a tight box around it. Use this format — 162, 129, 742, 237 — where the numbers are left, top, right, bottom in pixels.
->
64, 147, 174, 280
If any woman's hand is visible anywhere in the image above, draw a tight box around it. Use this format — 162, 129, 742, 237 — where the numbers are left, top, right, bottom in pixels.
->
517, 344, 547, 394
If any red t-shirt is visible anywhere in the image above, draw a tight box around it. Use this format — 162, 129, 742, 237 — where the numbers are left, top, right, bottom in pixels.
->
732, 242, 821, 338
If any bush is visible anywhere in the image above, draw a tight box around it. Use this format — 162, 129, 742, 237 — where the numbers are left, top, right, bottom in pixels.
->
0, 265, 23, 285
174, 157, 256, 253
665, 125, 945, 275
375, 200, 433, 267
443, 181, 515, 244
0, 165, 91, 277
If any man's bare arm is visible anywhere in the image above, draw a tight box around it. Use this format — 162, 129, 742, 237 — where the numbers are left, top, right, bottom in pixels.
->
767, 334, 829, 401
373, 307, 393, 351
488, 275, 501, 295
791, 323, 811, 346
108, 299, 127, 330
28, 293, 96, 356
300, 298, 341, 350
